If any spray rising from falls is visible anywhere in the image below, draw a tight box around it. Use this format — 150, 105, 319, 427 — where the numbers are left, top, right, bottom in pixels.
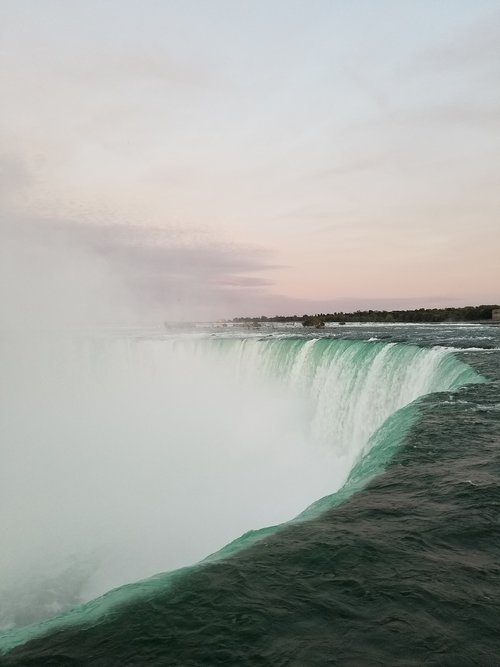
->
0, 334, 482, 637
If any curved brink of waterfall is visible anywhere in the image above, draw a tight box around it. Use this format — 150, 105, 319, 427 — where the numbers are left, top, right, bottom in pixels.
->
0, 337, 485, 655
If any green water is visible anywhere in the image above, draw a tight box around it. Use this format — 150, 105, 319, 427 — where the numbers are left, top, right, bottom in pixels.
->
1, 324, 498, 665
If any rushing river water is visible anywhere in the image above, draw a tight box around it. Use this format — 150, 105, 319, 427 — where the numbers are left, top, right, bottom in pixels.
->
1, 323, 499, 665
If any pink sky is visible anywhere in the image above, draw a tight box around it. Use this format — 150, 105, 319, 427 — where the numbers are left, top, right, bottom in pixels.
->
1, 1, 499, 321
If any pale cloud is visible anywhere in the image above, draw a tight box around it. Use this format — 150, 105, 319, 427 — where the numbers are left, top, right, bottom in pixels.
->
63, 50, 222, 90
416, 10, 500, 74
0, 179, 287, 323
0, 155, 34, 197
1, 1, 499, 319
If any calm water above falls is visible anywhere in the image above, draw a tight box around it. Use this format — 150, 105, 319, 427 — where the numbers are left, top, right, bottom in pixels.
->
1, 323, 499, 666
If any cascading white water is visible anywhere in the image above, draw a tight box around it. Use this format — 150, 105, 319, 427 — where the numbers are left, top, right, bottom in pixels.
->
203, 336, 477, 462
0, 331, 480, 633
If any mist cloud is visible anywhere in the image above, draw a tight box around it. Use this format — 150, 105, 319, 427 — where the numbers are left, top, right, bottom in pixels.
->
0, 209, 285, 326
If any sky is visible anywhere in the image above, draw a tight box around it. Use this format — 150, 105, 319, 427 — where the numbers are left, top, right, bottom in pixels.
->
1, 0, 499, 321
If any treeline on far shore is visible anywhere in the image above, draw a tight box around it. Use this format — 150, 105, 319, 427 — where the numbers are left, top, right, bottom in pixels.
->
232, 304, 499, 325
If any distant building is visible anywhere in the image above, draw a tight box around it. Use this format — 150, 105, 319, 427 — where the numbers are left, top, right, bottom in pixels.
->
493, 308, 500, 322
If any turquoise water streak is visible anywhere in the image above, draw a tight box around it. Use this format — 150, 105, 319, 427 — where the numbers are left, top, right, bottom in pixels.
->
0, 333, 484, 655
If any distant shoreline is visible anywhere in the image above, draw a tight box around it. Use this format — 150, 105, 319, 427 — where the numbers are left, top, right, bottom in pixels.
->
232, 304, 500, 326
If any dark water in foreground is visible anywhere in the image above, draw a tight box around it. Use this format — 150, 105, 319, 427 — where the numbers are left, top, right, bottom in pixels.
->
2, 324, 500, 666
